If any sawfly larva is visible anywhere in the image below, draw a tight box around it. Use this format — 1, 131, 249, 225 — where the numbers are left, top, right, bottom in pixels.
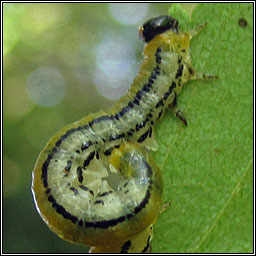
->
32, 15, 217, 253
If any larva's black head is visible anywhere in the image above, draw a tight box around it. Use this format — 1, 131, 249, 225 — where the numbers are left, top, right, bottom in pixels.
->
139, 15, 179, 42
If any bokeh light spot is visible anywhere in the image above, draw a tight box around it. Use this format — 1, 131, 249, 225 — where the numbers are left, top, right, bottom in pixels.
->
4, 77, 34, 120
108, 3, 149, 25
93, 35, 140, 100
3, 157, 21, 198
26, 67, 66, 107
24, 110, 66, 150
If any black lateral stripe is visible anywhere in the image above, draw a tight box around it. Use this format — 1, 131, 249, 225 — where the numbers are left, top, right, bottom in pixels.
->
135, 89, 145, 101
78, 219, 83, 227
156, 47, 161, 53
55, 126, 85, 147
133, 97, 140, 105
77, 166, 83, 183
128, 101, 134, 108
151, 71, 157, 79
154, 65, 160, 75
142, 83, 151, 92
115, 113, 120, 120
126, 213, 134, 219
118, 105, 131, 117
89, 115, 115, 126
41, 147, 59, 188
85, 215, 126, 229
42, 154, 52, 188
83, 151, 95, 167
156, 56, 161, 64
48, 195, 78, 223
149, 76, 155, 82
134, 188, 151, 214
121, 240, 132, 253
118, 47, 162, 118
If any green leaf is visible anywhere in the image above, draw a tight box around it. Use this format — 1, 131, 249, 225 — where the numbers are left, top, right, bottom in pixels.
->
152, 3, 253, 253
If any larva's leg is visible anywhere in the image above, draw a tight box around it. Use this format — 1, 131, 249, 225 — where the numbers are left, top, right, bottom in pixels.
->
169, 93, 187, 126
188, 23, 219, 80
160, 202, 171, 214
189, 22, 207, 39
190, 71, 219, 81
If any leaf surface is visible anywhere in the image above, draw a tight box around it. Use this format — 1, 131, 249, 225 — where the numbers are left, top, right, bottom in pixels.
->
152, 3, 253, 253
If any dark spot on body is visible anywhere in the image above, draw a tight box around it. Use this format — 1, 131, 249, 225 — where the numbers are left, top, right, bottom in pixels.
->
137, 129, 150, 143
94, 200, 104, 205
79, 185, 94, 196
64, 160, 72, 173
98, 191, 113, 197
157, 109, 163, 119
188, 67, 194, 75
77, 166, 83, 183
70, 187, 79, 195
83, 151, 95, 168
81, 141, 93, 151
175, 64, 184, 79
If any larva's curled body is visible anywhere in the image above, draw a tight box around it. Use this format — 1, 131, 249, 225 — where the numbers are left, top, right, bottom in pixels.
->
32, 15, 217, 253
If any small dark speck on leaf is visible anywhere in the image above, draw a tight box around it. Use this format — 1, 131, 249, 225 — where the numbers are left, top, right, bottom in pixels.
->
238, 18, 248, 28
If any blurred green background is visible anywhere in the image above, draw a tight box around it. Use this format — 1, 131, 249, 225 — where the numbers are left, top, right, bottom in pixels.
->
3, 3, 196, 253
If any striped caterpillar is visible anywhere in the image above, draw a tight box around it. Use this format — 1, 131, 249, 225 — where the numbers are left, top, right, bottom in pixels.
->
32, 15, 217, 253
